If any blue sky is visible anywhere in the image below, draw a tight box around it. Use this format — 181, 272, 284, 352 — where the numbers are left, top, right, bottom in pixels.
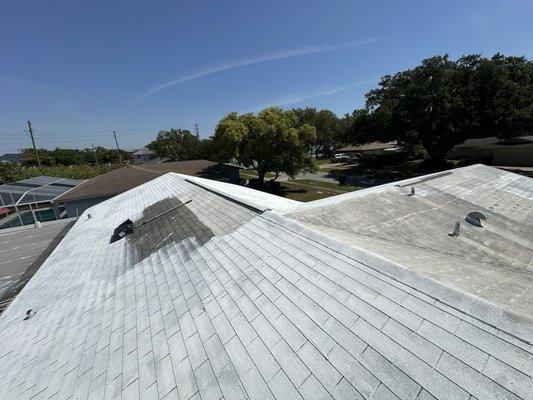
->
1, 0, 532, 154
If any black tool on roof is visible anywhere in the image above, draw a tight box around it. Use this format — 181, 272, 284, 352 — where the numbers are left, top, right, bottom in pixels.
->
110, 199, 192, 243
110, 219, 135, 243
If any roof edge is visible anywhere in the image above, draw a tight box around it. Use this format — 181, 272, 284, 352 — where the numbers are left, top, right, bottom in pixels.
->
266, 211, 533, 345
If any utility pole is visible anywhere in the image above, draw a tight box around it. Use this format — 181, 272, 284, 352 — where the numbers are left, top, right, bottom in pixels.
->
92, 145, 99, 166
112, 131, 123, 164
26, 121, 41, 167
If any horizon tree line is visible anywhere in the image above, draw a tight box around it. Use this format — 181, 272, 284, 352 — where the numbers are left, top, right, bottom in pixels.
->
8, 53, 532, 184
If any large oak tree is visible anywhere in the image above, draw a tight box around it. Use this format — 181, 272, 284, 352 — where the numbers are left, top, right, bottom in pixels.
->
212, 107, 317, 185
349, 54, 533, 167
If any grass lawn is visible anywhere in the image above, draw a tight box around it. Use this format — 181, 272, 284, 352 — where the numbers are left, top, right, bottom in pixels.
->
278, 179, 360, 202
292, 179, 360, 192
239, 169, 276, 179
315, 158, 332, 165
319, 166, 345, 173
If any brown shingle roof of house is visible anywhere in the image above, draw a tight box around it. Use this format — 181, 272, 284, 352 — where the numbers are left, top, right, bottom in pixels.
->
56, 160, 224, 202
335, 141, 398, 152
454, 135, 533, 149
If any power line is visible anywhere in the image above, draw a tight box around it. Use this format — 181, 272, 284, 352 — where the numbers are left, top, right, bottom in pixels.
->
26, 121, 41, 167
1, 119, 220, 137
113, 131, 123, 164
92, 144, 99, 166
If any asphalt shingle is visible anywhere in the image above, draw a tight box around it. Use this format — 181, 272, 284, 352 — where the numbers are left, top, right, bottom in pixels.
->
0, 171, 531, 400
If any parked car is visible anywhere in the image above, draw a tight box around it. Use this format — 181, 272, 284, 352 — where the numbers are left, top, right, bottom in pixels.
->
330, 153, 360, 163
331, 153, 351, 163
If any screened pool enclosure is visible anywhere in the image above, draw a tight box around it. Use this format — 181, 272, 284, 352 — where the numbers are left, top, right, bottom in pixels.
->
0, 176, 85, 229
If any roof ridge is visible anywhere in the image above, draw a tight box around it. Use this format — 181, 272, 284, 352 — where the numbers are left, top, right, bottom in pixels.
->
73, 165, 127, 185
131, 164, 166, 176
293, 164, 498, 211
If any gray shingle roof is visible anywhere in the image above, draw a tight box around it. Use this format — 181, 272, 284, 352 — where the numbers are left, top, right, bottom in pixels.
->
286, 164, 533, 318
0, 219, 75, 302
0, 170, 531, 400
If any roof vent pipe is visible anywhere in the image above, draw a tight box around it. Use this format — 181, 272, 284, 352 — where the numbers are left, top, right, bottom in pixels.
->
448, 221, 460, 237
407, 187, 415, 196
23, 309, 36, 320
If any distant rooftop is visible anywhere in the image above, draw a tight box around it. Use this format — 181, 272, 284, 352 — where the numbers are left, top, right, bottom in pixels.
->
0, 166, 531, 400
455, 135, 533, 148
0, 153, 23, 163
132, 147, 155, 156
0, 176, 85, 206
57, 160, 231, 202
335, 142, 399, 153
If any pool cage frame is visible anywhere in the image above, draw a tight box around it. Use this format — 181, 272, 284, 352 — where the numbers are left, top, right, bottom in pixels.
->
0, 176, 86, 228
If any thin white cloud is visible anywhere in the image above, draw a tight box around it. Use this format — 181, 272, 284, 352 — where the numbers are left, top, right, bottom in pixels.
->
47, 101, 93, 121
137, 37, 385, 100
246, 79, 378, 112
0, 74, 53, 90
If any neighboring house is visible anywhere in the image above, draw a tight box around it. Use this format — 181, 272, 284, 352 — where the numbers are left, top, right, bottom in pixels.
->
56, 160, 241, 217
0, 153, 23, 164
448, 136, 533, 167
0, 164, 531, 400
334, 141, 401, 156
131, 147, 155, 162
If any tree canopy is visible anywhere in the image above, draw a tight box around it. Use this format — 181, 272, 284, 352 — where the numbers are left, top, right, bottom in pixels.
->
348, 54, 533, 166
147, 129, 200, 161
212, 107, 318, 185
20, 147, 129, 167
292, 108, 354, 156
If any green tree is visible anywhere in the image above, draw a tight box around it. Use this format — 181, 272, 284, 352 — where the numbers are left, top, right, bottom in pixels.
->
293, 108, 341, 157
349, 54, 533, 167
197, 138, 214, 160
51, 148, 84, 165
0, 163, 22, 184
18, 147, 128, 166
213, 107, 317, 185
147, 129, 200, 161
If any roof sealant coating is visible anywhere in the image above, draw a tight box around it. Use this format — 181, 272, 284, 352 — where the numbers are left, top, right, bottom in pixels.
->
0, 171, 531, 400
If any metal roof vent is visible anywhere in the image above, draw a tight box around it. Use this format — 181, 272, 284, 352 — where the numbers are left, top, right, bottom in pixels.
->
407, 187, 415, 196
23, 309, 36, 321
465, 211, 486, 227
448, 221, 460, 237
